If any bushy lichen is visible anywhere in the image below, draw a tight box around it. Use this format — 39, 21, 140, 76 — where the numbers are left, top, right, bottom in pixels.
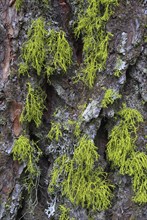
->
124, 152, 147, 204
12, 134, 42, 214
15, 0, 49, 11
101, 89, 121, 108
12, 135, 42, 176
59, 205, 70, 220
74, 0, 118, 87
49, 136, 113, 211
15, 0, 23, 11
106, 104, 147, 203
107, 104, 143, 173
114, 69, 122, 77
68, 119, 81, 138
46, 30, 72, 78
19, 17, 48, 76
20, 83, 46, 127
47, 122, 62, 141
19, 18, 72, 78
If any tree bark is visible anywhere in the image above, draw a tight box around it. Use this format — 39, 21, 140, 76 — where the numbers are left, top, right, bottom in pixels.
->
0, 0, 147, 219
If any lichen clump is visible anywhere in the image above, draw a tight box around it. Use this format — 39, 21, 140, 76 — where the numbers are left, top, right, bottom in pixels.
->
19, 17, 72, 78
15, 0, 49, 11
101, 89, 121, 108
46, 30, 72, 78
59, 205, 70, 220
47, 122, 62, 141
107, 104, 147, 203
75, 0, 118, 87
107, 104, 143, 172
49, 136, 113, 211
12, 135, 42, 175
15, 0, 23, 11
125, 151, 147, 203
20, 83, 46, 127
19, 17, 47, 76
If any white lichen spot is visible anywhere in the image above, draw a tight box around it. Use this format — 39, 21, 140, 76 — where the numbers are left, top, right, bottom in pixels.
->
45, 197, 56, 218
115, 57, 127, 72
82, 100, 101, 122
117, 32, 127, 55
118, 74, 126, 85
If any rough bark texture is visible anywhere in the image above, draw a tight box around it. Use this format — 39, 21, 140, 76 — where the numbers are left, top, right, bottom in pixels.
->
0, 0, 147, 220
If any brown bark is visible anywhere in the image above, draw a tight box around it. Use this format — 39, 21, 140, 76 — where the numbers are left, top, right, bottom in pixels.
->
0, 0, 147, 219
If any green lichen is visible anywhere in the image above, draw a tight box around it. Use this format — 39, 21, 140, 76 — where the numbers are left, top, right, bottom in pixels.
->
41, 0, 49, 5
101, 89, 121, 108
19, 17, 47, 76
15, 0, 23, 11
46, 30, 72, 78
68, 120, 81, 138
12, 135, 42, 176
106, 104, 147, 203
74, 122, 81, 138
107, 104, 143, 173
49, 136, 114, 211
74, 0, 118, 87
114, 69, 122, 77
20, 83, 46, 127
59, 205, 70, 220
124, 152, 147, 204
15, 0, 49, 11
144, 36, 147, 43
47, 122, 62, 141
19, 17, 72, 78
12, 135, 42, 202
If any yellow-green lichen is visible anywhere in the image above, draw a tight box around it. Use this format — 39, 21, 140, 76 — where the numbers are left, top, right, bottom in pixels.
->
12, 135, 42, 176
15, 0, 49, 11
114, 69, 122, 77
20, 83, 46, 127
124, 151, 147, 204
12, 135, 42, 214
59, 205, 70, 220
101, 89, 121, 108
107, 104, 143, 173
19, 17, 72, 78
46, 30, 72, 78
68, 120, 81, 138
19, 17, 47, 76
49, 135, 114, 211
106, 104, 147, 204
15, 0, 23, 11
47, 122, 62, 141
74, 0, 118, 87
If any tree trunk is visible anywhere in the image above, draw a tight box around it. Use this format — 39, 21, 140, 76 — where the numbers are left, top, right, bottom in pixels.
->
0, 0, 147, 219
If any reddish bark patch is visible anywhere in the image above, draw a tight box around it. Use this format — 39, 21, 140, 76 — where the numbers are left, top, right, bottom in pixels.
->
1, 0, 17, 82
10, 101, 22, 136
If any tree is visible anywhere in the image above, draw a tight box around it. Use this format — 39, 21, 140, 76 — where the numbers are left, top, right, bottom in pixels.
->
0, 0, 146, 219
